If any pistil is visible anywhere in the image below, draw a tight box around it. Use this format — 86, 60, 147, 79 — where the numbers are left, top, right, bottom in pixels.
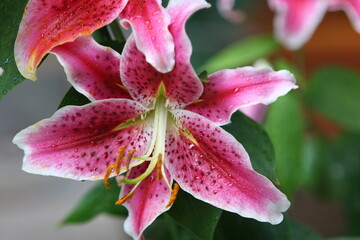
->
103, 94, 173, 205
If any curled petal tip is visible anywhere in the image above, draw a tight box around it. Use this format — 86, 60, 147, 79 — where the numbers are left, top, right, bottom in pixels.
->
267, 197, 291, 225
15, 51, 38, 81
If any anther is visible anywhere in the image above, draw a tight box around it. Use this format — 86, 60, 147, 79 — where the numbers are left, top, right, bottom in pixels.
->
166, 183, 180, 208
115, 192, 135, 205
156, 154, 163, 181
103, 163, 117, 189
115, 146, 126, 174
125, 148, 136, 177
103, 145, 127, 189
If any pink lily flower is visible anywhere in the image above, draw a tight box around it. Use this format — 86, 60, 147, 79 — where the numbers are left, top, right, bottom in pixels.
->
15, 0, 175, 80
14, 0, 296, 238
269, 0, 360, 50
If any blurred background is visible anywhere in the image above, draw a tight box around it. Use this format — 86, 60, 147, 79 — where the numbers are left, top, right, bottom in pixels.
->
1, 0, 360, 239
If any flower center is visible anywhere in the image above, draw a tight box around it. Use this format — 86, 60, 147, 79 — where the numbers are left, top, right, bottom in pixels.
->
103, 94, 179, 206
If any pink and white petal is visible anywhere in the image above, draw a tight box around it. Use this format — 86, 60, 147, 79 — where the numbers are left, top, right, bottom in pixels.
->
217, 0, 245, 23
119, 0, 175, 73
51, 36, 131, 101
121, 162, 172, 240
185, 67, 297, 125
15, 0, 128, 80
269, 0, 327, 50
164, 0, 210, 109
13, 99, 153, 181
166, 110, 290, 224
120, 0, 209, 109
120, 36, 163, 108
239, 104, 268, 123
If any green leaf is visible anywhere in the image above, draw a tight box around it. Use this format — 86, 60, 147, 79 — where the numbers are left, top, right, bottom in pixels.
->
60, 178, 127, 226
306, 67, 360, 133
144, 214, 200, 240
0, 0, 28, 99
199, 34, 279, 73
214, 212, 323, 240
325, 134, 360, 234
264, 93, 305, 196
222, 111, 277, 182
167, 190, 222, 240
58, 87, 90, 109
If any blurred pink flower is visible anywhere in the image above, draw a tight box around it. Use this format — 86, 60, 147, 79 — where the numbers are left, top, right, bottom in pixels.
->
269, 0, 360, 49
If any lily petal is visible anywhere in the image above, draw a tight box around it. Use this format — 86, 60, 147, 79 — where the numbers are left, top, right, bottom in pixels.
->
13, 99, 152, 180
346, 0, 360, 32
121, 0, 209, 109
121, 162, 172, 240
51, 36, 131, 101
185, 67, 297, 125
269, 0, 327, 50
239, 104, 268, 123
15, 0, 128, 80
120, 0, 175, 73
167, 110, 290, 224
330, 0, 360, 32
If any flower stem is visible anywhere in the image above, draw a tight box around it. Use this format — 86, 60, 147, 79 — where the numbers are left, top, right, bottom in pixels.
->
108, 19, 125, 43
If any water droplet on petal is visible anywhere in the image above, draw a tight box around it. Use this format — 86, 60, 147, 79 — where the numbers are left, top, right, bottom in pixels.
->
210, 180, 216, 186
213, 190, 218, 194
217, 174, 222, 179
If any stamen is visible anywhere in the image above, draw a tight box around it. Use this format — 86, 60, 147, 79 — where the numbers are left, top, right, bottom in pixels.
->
166, 183, 180, 208
156, 154, 163, 181
115, 192, 135, 205
125, 148, 136, 177
115, 181, 141, 205
115, 146, 126, 174
103, 163, 117, 189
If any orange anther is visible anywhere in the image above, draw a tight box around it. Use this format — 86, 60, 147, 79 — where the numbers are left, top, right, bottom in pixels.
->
125, 148, 136, 176
166, 183, 180, 208
115, 192, 135, 205
103, 163, 117, 189
156, 154, 163, 182
115, 146, 126, 174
